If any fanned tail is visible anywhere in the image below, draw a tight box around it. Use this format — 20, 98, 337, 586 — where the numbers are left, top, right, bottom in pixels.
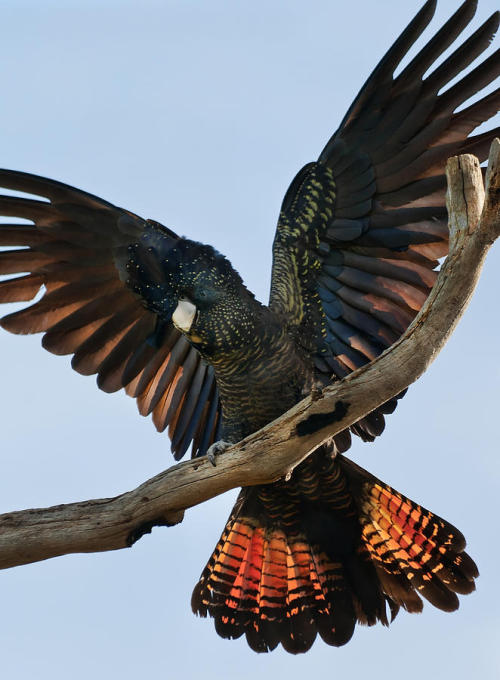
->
192, 454, 477, 654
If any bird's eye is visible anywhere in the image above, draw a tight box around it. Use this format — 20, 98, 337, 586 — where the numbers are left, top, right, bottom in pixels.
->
198, 290, 207, 299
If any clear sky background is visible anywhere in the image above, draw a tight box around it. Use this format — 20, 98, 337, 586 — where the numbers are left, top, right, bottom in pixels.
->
0, 1, 499, 678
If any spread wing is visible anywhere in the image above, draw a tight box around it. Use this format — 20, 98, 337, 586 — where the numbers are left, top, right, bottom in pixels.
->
0, 170, 221, 459
269, 0, 500, 448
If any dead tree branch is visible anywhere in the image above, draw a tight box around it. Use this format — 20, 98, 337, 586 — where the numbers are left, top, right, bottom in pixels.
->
1, 141, 499, 571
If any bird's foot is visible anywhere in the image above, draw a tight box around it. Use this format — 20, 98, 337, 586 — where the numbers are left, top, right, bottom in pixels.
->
309, 380, 326, 402
206, 440, 231, 467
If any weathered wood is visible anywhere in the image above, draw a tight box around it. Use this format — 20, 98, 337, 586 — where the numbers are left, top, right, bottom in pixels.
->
0, 142, 499, 571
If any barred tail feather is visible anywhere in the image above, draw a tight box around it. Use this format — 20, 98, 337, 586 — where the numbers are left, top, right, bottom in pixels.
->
192, 457, 477, 654
339, 457, 478, 614
192, 492, 360, 653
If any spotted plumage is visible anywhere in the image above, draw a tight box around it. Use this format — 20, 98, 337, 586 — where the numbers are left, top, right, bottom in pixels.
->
0, 0, 497, 654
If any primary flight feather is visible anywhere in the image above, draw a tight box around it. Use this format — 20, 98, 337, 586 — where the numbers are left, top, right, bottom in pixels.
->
0, 0, 498, 653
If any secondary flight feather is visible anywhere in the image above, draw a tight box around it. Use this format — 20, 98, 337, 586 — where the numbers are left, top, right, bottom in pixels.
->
0, 0, 498, 654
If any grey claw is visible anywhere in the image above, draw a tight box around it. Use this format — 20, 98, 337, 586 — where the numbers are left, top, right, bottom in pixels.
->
310, 380, 326, 402
206, 440, 231, 467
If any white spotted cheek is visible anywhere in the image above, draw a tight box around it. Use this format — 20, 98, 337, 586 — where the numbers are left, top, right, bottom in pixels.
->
172, 299, 197, 333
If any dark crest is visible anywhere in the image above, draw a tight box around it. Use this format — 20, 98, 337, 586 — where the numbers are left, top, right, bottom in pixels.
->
124, 220, 245, 318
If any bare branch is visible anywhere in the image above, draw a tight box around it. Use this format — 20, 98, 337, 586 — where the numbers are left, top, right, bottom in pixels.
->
1, 142, 499, 571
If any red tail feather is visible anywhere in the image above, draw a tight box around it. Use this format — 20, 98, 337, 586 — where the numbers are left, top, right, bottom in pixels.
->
192, 454, 477, 654
342, 458, 478, 612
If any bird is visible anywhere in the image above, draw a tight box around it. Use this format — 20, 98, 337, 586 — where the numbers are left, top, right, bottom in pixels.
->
0, 0, 498, 654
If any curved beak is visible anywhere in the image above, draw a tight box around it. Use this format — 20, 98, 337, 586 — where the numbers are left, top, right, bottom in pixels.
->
172, 298, 197, 333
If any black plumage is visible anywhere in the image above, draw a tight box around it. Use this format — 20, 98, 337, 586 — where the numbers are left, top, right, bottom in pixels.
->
0, 0, 497, 654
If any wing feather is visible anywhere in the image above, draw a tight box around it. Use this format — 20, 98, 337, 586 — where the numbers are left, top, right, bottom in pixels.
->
270, 1, 499, 446
0, 170, 220, 458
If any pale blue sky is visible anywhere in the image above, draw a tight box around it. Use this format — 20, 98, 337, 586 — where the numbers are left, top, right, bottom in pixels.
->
0, 1, 499, 678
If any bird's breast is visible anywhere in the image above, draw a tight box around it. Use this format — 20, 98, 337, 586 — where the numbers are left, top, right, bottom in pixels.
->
212, 332, 312, 443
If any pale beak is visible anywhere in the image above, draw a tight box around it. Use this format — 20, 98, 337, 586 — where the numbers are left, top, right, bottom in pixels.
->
172, 298, 197, 333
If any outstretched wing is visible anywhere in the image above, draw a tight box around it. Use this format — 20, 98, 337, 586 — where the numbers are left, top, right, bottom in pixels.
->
0, 170, 221, 459
270, 0, 500, 446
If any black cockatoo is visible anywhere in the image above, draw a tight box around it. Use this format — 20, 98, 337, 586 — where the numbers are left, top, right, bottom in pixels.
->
0, 0, 498, 654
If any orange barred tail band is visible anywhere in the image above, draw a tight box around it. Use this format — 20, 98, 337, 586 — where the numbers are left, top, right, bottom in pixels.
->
341, 458, 478, 613
191, 508, 360, 653
192, 456, 478, 654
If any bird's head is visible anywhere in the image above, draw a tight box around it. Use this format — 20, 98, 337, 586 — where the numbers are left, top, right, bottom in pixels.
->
166, 240, 258, 357
126, 226, 261, 357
